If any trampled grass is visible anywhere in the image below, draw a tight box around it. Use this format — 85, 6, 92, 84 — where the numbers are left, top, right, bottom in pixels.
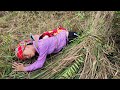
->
0, 11, 120, 79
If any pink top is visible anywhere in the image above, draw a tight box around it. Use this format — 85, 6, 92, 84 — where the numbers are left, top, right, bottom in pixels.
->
24, 30, 68, 71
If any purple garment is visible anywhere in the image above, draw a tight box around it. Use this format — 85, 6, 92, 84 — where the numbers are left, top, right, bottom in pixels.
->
24, 30, 68, 71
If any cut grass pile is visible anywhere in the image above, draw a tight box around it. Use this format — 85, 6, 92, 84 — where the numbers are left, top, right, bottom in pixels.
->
0, 11, 120, 79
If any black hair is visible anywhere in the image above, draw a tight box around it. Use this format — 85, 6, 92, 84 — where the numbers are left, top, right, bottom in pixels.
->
68, 31, 79, 44
27, 42, 33, 45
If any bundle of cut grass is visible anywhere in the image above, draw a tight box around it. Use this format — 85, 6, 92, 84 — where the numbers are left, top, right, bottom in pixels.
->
0, 11, 120, 79
0, 11, 85, 79
30, 11, 120, 79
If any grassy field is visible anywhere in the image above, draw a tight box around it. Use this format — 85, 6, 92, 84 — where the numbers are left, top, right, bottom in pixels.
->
0, 11, 120, 79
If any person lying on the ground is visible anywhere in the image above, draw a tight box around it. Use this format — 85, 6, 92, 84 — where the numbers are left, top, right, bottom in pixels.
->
12, 26, 79, 72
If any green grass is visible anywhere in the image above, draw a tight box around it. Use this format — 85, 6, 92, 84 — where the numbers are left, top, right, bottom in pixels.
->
0, 11, 86, 79
0, 11, 120, 79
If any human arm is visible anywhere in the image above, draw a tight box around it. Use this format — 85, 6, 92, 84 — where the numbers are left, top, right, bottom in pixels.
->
12, 49, 48, 72
12, 39, 49, 72
12, 53, 47, 72
24, 40, 49, 71
24, 53, 47, 71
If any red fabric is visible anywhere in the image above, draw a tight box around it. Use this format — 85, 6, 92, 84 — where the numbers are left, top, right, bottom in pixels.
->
40, 26, 67, 38
15, 40, 31, 60
17, 45, 24, 60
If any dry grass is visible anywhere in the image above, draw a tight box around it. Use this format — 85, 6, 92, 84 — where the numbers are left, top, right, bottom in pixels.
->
0, 11, 120, 79
30, 11, 120, 79
0, 11, 85, 79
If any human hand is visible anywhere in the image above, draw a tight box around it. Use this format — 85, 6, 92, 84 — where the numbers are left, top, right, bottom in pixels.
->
12, 62, 25, 71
